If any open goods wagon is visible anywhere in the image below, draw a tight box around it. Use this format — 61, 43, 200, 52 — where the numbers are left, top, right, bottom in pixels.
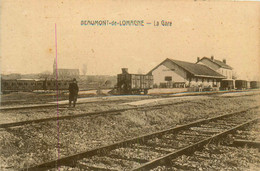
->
117, 68, 153, 95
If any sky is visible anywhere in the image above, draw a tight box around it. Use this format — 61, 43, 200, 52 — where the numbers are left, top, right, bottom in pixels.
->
1, 0, 260, 80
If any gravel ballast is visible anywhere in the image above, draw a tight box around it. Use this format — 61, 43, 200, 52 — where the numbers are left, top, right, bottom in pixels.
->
0, 94, 259, 169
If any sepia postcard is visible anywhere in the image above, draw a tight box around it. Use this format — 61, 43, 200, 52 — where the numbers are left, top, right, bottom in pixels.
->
0, 0, 260, 170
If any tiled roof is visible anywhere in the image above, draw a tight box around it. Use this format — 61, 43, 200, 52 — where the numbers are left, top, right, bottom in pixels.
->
169, 59, 226, 78
148, 58, 226, 79
199, 57, 233, 69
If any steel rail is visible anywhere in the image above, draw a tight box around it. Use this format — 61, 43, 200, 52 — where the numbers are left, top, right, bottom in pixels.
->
232, 139, 260, 150
0, 101, 205, 129
132, 118, 259, 171
2, 89, 259, 111
0, 104, 57, 110
20, 106, 259, 171
0, 99, 131, 111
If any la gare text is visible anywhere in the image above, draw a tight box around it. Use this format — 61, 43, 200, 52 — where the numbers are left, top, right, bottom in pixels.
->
154, 20, 172, 26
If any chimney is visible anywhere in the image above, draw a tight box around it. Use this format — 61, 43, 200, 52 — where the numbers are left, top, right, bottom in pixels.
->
211, 55, 214, 60
223, 59, 226, 64
197, 57, 200, 62
122, 68, 128, 74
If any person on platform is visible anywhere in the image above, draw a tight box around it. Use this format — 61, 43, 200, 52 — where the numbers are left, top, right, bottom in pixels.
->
69, 78, 79, 107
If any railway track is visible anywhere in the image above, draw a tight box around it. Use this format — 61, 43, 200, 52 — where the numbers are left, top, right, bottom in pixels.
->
0, 101, 204, 129
21, 106, 259, 171
0, 99, 136, 111
2, 89, 258, 111
231, 121, 260, 150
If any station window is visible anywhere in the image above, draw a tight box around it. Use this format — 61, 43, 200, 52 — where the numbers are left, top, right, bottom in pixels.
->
165, 76, 172, 81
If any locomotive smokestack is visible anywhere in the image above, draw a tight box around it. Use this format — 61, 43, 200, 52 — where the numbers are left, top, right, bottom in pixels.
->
197, 57, 200, 62
223, 59, 226, 64
122, 68, 128, 74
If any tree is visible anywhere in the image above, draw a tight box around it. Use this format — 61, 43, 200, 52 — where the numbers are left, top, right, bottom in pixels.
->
38, 71, 52, 79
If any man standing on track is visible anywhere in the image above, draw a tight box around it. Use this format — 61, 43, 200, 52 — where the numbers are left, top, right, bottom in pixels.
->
69, 78, 79, 108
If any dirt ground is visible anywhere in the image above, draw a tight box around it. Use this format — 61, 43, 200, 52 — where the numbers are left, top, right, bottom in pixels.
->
0, 93, 259, 170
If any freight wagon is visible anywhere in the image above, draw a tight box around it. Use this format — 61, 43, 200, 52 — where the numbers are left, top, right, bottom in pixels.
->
117, 68, 153, 95
235, 80, 248, 90
220, 80, 234, 90
250, 81, 260, 89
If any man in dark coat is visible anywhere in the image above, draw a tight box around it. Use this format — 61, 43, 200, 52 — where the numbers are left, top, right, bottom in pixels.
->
69, 78, 79, 107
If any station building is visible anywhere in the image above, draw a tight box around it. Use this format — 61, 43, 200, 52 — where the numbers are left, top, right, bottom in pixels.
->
196, 56, 233, 80
197, 56, 234, 89
147, 58, 226, 89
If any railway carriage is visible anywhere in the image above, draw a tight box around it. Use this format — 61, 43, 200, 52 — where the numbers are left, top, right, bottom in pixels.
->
16, 79, 35, 91
45, 80, 57, 90
1, 79, 71, 93
34, 80, 45, 90
43, 80, 71, 91
57, 80, 71, 90
1, 80, 18, 92
1, 79, 36, 92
